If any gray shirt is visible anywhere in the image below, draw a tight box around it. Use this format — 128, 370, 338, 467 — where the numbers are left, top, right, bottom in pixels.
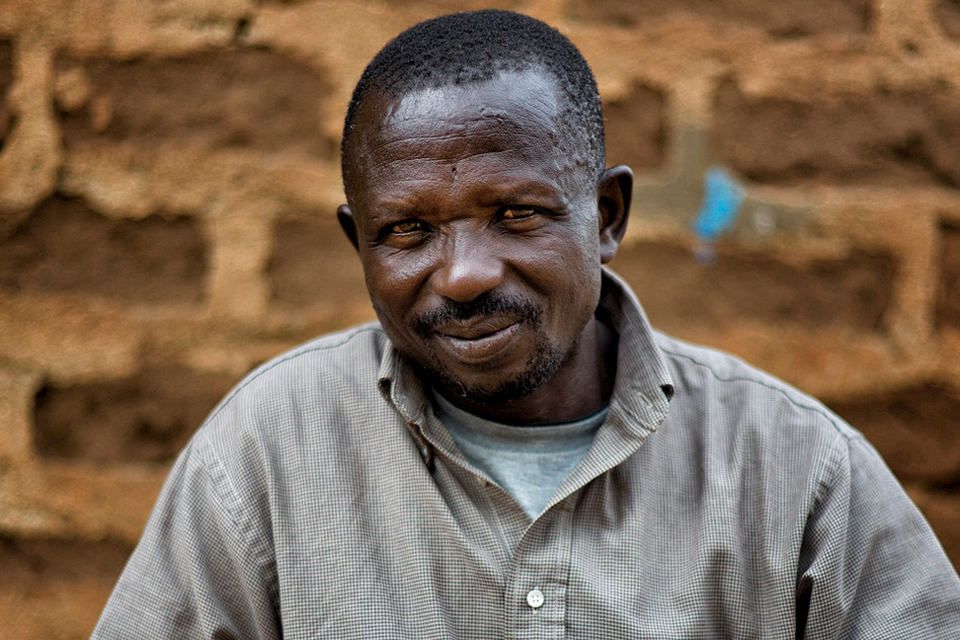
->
93, 271, 960, 639
433, 391, 608, 519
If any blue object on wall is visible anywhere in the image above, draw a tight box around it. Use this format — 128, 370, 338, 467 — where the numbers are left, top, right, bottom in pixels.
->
692, 167, 745, 265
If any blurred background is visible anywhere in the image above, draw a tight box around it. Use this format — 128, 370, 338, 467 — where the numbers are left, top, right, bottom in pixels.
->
1, 0, 960, 637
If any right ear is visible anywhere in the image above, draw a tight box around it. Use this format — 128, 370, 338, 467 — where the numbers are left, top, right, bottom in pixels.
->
338, 204, 360, 251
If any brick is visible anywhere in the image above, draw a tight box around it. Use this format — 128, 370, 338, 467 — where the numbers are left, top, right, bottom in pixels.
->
0, 535, 130, 640
0, 535, 131, 588
912, 490, 960, 572
0, 196, 206, 302
713, 80, 960, 188
267, 213, 369, 309
936, 0, 960, 39
34, 364, 239, 463
58, 49, 332, 157
0, 40, 11, 148
376, 0, 519, 8
567, 0, 870, 36
937, 223, 960, 330
603, 84, 666, 171
828, 382, 960, 484
610, 240, 895, 332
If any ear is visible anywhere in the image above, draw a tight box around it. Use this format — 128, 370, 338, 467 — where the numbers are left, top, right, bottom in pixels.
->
337, 204, 360, 252
596, 165, 632, 264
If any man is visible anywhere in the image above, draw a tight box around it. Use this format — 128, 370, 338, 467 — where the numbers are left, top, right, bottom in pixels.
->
94, 10, 960, 638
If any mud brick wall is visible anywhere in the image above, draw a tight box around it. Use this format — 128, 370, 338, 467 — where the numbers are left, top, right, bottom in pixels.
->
2, 0, 960, 637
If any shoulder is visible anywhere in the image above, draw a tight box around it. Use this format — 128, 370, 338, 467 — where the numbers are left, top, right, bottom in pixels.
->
212, 322, 387, 414
165, 321, 405, 499
653, 331, 862, 447
647, 332, 887, 530
186, 322, 393, 452
237, 321, 387, 387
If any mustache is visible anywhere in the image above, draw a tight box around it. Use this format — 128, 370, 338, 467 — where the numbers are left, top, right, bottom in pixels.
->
413, 293, 541, 338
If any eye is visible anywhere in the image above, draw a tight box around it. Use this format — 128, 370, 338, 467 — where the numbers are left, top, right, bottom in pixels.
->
376, 218, 430, 248
388, 220, 424, 234
500, 207, 538, 220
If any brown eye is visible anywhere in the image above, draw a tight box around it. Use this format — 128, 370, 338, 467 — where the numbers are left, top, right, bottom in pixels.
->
501, 207, 537, 220
390, 220, 423, 234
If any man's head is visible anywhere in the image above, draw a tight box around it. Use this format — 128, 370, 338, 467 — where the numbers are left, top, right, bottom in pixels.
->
338, 11, 632, 423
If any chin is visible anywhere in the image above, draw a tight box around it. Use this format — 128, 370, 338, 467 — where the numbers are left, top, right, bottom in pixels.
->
430, 340, 568, 406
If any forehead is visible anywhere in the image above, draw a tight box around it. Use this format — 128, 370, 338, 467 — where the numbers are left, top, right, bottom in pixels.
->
346, 69, 585, 195
380, 69, 562, 142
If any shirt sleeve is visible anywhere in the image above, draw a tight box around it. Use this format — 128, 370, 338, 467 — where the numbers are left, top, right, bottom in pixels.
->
796, 433, 960, 639
91, 435, 281, 639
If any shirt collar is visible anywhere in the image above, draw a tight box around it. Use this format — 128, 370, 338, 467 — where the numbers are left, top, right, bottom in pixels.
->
597, 268, 674, 438
377, 268, 674, 437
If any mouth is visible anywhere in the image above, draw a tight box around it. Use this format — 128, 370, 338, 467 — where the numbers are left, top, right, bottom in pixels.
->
433, 319, 522, 364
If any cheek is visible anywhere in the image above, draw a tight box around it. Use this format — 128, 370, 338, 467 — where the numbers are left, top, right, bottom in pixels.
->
515, 242, 601, 330
536, 229, 601, 285
545, 232, 603, 316
513, 221, 598, 268
361, 251, 433, 320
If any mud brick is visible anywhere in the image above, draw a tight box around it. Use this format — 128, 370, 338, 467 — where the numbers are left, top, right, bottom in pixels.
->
34, 364, 240, 463
936, 0, 960, 39
610, 240, 895, 332
0, 40, 11, 147
567, 0, 870, 37
829, 382, 960, 484
59, 49, 332, 157
0, 536, 132, 640
0, 196, 206, 302
603, 83, 667, 172
267, 212, 369, 310
937, 223, 960, 330
713, 80, 960, 188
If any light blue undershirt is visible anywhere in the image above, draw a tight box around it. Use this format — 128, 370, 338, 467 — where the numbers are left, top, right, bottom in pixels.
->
432, 392, 609, 519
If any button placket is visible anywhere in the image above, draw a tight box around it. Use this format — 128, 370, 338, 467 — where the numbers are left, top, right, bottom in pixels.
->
502, 507, 574, 638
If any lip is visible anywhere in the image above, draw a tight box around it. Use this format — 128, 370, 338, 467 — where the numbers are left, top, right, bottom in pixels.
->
434, 321, 521, 364
434, 315, 516, 339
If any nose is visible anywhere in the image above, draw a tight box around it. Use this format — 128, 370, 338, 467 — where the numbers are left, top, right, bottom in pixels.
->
431, 230, 505, 303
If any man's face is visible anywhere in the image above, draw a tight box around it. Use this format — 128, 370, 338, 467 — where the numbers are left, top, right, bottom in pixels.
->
340, 68, 626, 416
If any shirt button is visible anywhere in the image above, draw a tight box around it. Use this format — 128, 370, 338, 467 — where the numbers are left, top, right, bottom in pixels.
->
526, 588, 544, 609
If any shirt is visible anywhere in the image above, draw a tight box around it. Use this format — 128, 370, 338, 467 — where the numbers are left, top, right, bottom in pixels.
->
93, 270, 960, 639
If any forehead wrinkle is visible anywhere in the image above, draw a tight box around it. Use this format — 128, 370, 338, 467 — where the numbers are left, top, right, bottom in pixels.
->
369, 169, 574, 217
374, 130, 475, 157
373, 115, 550, 157
388, 71, 562, 122
367, 148, 562, 193
380, 73, 562, 140
369, 125, 556, 180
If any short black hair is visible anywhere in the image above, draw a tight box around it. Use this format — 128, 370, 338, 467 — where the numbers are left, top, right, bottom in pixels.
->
340, 10, 605, 183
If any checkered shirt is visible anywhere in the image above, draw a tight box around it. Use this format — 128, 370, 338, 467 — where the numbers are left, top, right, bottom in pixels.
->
93, 271, 960, 639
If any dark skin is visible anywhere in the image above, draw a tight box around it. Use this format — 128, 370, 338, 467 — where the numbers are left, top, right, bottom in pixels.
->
339, 68, 632, 425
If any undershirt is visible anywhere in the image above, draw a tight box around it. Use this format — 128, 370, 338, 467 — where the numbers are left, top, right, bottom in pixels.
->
432, 391, 609, 519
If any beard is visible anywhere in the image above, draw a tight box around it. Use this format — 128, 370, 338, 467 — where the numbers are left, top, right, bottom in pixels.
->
412, 292, 575, 405
425, 338, 569, 405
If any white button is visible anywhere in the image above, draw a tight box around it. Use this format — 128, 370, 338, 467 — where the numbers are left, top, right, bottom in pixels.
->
526, 588, 544, 609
